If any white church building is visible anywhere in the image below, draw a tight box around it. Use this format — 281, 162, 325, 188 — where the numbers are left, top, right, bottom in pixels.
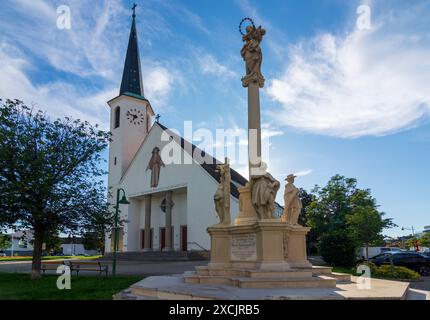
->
104, 12, 253, 254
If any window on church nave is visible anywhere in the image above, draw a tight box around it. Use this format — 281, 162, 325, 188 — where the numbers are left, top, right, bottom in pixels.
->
114, 107, 120, 128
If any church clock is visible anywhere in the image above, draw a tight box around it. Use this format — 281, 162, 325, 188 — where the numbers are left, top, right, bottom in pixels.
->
126, 108, 145, 125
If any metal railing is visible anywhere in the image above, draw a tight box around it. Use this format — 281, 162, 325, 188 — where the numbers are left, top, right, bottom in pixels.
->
187, 242, 209, 252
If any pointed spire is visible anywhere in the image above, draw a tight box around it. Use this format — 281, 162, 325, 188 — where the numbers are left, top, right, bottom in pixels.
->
120, 3, 144, 97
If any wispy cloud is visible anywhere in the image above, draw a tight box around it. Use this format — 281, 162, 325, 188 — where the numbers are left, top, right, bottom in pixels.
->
267, 2, 430, 138
196, 53, 236, 79
294, 169, 313, 177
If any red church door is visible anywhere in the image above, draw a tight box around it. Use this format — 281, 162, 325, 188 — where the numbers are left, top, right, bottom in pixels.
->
141, 229, 153, 249
181, 225, 187, 251
160, 227, 166, 251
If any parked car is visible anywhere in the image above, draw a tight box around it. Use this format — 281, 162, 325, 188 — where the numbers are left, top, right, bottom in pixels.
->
421, 251, 430, 258
369, 252, 430, 276
0, 251, 6, 257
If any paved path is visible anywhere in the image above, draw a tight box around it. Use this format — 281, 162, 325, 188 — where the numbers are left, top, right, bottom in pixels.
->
0, 260, 207, 277
1, 260, 429, 293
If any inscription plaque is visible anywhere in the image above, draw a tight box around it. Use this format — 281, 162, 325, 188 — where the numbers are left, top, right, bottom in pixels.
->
231, 234, 257, 261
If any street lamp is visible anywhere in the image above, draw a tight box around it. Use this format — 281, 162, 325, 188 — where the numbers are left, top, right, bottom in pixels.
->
112, 188, 130, 277
401, 226, 415, 236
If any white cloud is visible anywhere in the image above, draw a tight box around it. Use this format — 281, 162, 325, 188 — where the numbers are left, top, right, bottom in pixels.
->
197, 53, 236, 79
267, 3, 430, 138
144, 67, 173, 106
294, 169, 313, 177
0, 42, 112, 129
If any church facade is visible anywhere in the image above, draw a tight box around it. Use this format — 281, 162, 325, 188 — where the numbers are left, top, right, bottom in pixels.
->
104, 13, 247, 253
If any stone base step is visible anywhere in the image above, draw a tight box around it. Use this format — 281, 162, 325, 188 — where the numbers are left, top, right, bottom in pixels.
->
184, 274, 337, 289
124, 275, 413, 300
194, 266, 313, 278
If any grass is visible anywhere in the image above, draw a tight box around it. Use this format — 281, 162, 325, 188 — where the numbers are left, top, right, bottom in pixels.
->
0, 272, 141, 300
0, 255, 101, 262
332, 266, 356, 275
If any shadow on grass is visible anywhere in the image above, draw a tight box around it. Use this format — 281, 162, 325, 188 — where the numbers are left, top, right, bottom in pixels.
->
0, 272, 141, 300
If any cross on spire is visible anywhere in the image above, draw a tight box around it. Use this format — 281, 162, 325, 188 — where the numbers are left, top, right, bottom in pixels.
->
132, 3, 137, 18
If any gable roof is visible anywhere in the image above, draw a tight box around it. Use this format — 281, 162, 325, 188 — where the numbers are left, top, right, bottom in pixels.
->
156, 122, 247, 198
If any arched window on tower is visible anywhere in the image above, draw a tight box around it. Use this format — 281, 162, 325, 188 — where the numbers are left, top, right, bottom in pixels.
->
114, 107, 120, 128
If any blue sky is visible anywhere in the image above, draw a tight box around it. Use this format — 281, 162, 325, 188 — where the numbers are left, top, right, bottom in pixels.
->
0, 0, 429, 237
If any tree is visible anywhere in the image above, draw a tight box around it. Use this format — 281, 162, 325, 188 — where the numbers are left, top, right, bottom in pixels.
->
298, 188, 318, 254
306, 175, 360, 238
305, 175, 395, 263
318, 231, 357, 267
81, 208, 115, 254
419, 233, 430, 248
346, 206, 395, 259
0, 99, 110, 278
0, 234, 11, 250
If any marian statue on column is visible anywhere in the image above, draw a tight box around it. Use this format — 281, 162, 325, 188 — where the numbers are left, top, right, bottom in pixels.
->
240, 18, 266, 88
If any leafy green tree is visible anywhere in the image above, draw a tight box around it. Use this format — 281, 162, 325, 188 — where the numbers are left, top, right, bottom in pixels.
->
419, 233, 430, 247
298, 188, 318, 254
346, 206, 395, 259
81, 209, 116, 254
318, 231, 357, 267
0, 99, 110, 278
306, 175, 360, 237
306, 175, 394, 263
0, 234, 11, 250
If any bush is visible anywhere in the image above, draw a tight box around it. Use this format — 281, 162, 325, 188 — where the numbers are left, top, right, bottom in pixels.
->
354, 262, 420, 280
319, 231, 357, 267
376, 265, 420, 280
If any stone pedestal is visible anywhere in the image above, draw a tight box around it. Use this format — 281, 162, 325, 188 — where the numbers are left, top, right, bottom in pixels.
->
185, 218, 322, 289
234, 184, 258, 225
208, 220, 310, 271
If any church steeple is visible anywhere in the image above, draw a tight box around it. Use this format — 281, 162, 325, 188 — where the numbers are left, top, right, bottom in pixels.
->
120, 4, 144, 97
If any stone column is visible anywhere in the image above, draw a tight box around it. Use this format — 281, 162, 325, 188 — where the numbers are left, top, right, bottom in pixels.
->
143, 194, 152, 252
164, 191, 173, 251
248, 82, 262, 177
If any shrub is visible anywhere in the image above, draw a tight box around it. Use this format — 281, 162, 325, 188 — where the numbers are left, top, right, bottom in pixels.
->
354, 262, 420, 280
319, 231, 357, 267
376, 265, 420, 280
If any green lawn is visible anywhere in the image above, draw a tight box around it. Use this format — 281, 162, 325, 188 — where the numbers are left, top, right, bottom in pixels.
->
0, 255, 101, 262
0, 272, 141, 300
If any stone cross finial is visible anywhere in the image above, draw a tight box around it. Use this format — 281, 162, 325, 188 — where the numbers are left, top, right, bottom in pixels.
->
132, 3, 137, 18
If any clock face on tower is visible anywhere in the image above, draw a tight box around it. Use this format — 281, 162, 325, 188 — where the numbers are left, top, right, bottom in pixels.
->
126, 108, 145, 125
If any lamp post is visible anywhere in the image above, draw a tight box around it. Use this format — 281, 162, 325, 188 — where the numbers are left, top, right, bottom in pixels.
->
401, 226, 415, 236
112, 188, 130, 277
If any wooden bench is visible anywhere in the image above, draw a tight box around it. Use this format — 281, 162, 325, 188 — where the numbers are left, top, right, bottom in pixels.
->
41, 260, 66, 274
69, 261, 109, 276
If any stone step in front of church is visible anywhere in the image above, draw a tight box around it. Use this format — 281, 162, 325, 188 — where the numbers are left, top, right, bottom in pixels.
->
120, 274, 414, 300
101, 251, 210, 262
183, 273, 337, 289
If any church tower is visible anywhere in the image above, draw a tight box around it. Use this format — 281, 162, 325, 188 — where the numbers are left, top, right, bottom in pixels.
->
107, 8, 154, 185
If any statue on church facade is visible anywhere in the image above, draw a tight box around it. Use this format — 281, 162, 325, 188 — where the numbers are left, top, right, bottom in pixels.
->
214, 158, 231, 226
146, 146, 165, 188
250, 167, 280, 220
282, 174, 302, 225
240, 18, 266, 88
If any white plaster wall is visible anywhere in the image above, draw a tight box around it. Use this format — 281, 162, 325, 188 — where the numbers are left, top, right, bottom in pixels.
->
118, 125, 240, 251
